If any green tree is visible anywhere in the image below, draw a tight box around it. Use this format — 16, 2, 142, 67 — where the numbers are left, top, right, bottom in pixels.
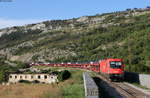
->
58, 70, 71, 82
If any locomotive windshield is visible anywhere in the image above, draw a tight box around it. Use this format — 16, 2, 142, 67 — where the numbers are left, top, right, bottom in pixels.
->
110, 61, 122, 68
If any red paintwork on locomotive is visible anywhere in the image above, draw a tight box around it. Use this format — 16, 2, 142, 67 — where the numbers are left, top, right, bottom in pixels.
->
99, 58, 124, 75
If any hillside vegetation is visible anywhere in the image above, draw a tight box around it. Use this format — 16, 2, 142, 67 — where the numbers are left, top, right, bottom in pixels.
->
0, 8, 150, 73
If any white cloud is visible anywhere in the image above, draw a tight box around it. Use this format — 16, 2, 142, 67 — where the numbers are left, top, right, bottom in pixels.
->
0, 18, 45, 29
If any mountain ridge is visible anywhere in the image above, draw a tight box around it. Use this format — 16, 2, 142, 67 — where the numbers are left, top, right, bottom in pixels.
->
1, 7, 150, 37
0, 7, 150, 73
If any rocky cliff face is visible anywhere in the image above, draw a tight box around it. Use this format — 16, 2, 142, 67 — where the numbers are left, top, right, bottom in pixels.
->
1, 8, 149, 37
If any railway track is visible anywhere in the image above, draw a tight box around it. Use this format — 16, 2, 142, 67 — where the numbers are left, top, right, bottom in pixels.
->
98, 75, 150, 98
114, 82, 148, 98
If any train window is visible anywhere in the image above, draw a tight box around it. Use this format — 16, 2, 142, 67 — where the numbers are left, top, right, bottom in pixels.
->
110, 61, 122, 68
110, 62, 115, 65
116, 62, 122, 66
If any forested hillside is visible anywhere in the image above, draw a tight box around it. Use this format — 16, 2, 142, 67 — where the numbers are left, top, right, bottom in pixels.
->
0, 8, 150, 73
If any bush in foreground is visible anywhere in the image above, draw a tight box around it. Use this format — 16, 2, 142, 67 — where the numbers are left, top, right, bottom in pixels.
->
58, 70, 71, 82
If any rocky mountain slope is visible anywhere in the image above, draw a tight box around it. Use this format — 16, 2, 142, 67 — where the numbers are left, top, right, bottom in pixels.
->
0, 7, 150, 73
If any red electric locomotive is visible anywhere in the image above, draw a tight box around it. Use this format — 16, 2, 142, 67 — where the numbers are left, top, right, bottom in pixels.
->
99, 58, 125, 81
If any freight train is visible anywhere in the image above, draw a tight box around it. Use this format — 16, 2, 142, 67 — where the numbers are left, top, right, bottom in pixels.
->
30, 58, 125, 81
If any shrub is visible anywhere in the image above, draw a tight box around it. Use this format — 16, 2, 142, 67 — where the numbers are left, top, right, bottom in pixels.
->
16, 61, 30, 69
19, 80, 31, 83
58, 70, 71, 81
32, 80, 40, 83
0, 71, 5, 83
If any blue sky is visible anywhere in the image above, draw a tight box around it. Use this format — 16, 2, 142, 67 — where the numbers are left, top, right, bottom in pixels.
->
0, 0, 150, 28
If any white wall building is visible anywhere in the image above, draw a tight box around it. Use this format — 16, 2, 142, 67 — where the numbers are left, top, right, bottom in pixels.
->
9, 74, 58, 84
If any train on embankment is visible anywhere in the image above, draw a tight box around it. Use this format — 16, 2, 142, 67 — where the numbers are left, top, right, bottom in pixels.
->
30, 58, 125, 81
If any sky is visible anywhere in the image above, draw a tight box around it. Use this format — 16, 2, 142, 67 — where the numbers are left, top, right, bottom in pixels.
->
0, 0, 150, 29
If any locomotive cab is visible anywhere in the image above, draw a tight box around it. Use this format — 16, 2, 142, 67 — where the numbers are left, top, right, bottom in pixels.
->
109, 60, 124, 80
100, 58, 125, 81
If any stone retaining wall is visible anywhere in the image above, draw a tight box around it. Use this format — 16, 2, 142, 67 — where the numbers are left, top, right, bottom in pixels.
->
139, 74, 150, 88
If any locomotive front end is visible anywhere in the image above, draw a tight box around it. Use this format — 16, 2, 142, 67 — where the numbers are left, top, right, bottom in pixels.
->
108, 59, 125, 81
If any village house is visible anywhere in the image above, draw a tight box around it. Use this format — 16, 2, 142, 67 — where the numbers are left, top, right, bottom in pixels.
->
9, 74, 58, 84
